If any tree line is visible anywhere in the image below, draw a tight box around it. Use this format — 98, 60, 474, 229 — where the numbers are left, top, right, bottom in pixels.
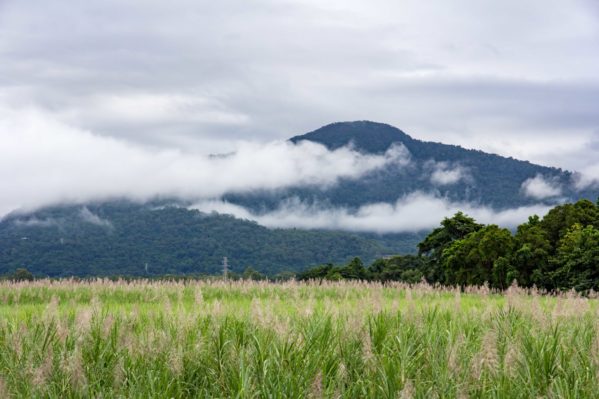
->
298, 198, 599, 292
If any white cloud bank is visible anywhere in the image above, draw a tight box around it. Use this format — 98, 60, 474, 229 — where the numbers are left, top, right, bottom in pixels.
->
79, 207, 113, 228
521, 174, 562, 199
428, 162, 470, 186
0, 107, 409, 218
191, 193, 552, 233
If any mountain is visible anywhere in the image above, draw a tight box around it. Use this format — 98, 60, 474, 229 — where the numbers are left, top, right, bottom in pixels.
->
0, 201, 421, 277
225, 121, 595, 210
1, 121, 596, 277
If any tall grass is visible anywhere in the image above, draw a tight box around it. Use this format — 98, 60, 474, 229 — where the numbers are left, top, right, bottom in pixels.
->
0, 279, 598, 398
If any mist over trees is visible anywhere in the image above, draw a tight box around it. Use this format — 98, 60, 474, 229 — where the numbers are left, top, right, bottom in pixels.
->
299, 198, 599, 292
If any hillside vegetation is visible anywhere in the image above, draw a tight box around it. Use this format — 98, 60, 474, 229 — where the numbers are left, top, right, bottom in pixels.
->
300, 198, 599, 292
0, 201, 421, 277
226, 121, 595, 211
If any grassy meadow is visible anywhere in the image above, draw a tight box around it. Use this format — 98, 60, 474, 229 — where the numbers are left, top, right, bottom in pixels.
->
0, 280, 598, 398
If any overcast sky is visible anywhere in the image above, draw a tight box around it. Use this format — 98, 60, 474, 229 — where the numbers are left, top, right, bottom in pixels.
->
1, 0, 598, 227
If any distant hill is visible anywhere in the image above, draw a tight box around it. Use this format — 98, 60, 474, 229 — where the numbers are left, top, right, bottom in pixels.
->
226, 121, 595, 210
1, 121, 596, 277
0, 201, 421, 277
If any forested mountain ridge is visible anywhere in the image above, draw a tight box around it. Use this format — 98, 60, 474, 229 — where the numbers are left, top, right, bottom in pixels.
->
2, 121, 597, 278
224, 121, 594, 211
0, 201, 421, 277
291, 122, 594, 207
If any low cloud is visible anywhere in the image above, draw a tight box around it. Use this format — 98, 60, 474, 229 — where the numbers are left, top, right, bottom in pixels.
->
574, 164, 599, 190
79, 207, 113, 228
521, 174, 562, 199
13, 217, 61, 228
0, 107, 409, 218
428, 162, 470, 186
191, 193, 552, 233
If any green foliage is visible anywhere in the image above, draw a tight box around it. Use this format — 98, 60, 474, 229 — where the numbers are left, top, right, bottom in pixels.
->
12, 267, 34, 281
549, 224, 599, 291
340, 257, 367, 280
413, 199, 599, 292
298, 198, 599, 291
0, 202, 396, 277
512, 215, 552, 287
418, 212, 483, 282
370, 255, 426, 283
1, 281, 598, 398
241, 266, 266, 281
540, 199, 599, 246
441, 225, 515, 288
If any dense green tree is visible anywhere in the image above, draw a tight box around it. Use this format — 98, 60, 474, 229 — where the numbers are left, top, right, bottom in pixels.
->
549, 224, 599, 291
540, 199, 599, 247
296, 264, 334, 281
442, 225, 515, 288
418, 212, 483, 282
370, 255, 425, 283
512, 215, 552, 287
340, 257, 368, 280
242, 267, 266, 281
297, 199, 599, 292
12, 267, 34, 281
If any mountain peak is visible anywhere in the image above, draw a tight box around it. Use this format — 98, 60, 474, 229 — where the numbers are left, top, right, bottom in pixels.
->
290, 121, 414, 153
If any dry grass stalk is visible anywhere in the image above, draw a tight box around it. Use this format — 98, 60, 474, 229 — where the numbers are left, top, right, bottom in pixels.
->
399, 379, 415, 399
310, 371, 323, 399
0, 376, 10, 399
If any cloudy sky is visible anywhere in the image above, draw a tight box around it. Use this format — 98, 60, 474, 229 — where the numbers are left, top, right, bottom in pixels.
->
1, 0, 598, 228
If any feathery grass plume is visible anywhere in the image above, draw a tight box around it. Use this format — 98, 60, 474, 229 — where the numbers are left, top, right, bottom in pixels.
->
303, 297, 315, 318
404, 288, 417, 320
362, 329, 374, 364
337, 361, 347, 382
1, 279, 599, 397
448, 333, 465, 377
272, 315, 291, 338
42, 294, 60, 327
194, 287, 204, 308
391, 299, 400, 314
164, 296, 174, 316
0, 376, 9, 399
32, 348, 54, 388
470, 329, 499, 381
67, 347, 87, 390
90, 294, 102, 313
456, 386, 469, 399
399, 379, 415, 399
504, 281, 521, 310
561, 291, 589, 318
75, 308, 93, 335
370, 287, 384, 314
102, 314, 115, 339
9, 324, 26, 360
503, 341, 520, 378
529, 294, 548, 327
211, 299, 223, 317
112, 356, 125, 389
168, 345, 184, 377
310, 371, 323, 399
454, 287, 462, 312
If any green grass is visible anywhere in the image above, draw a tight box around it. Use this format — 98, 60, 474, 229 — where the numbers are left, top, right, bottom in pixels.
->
0, 280, 598, 398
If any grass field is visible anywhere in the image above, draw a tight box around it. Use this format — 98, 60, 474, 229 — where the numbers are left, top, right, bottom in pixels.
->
0, 280, 598, 398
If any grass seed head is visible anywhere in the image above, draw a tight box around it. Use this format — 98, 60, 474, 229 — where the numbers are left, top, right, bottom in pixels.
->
399, 379, 415, 399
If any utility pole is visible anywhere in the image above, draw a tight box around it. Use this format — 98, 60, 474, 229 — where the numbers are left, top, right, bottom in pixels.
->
222, 257, 228, 281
